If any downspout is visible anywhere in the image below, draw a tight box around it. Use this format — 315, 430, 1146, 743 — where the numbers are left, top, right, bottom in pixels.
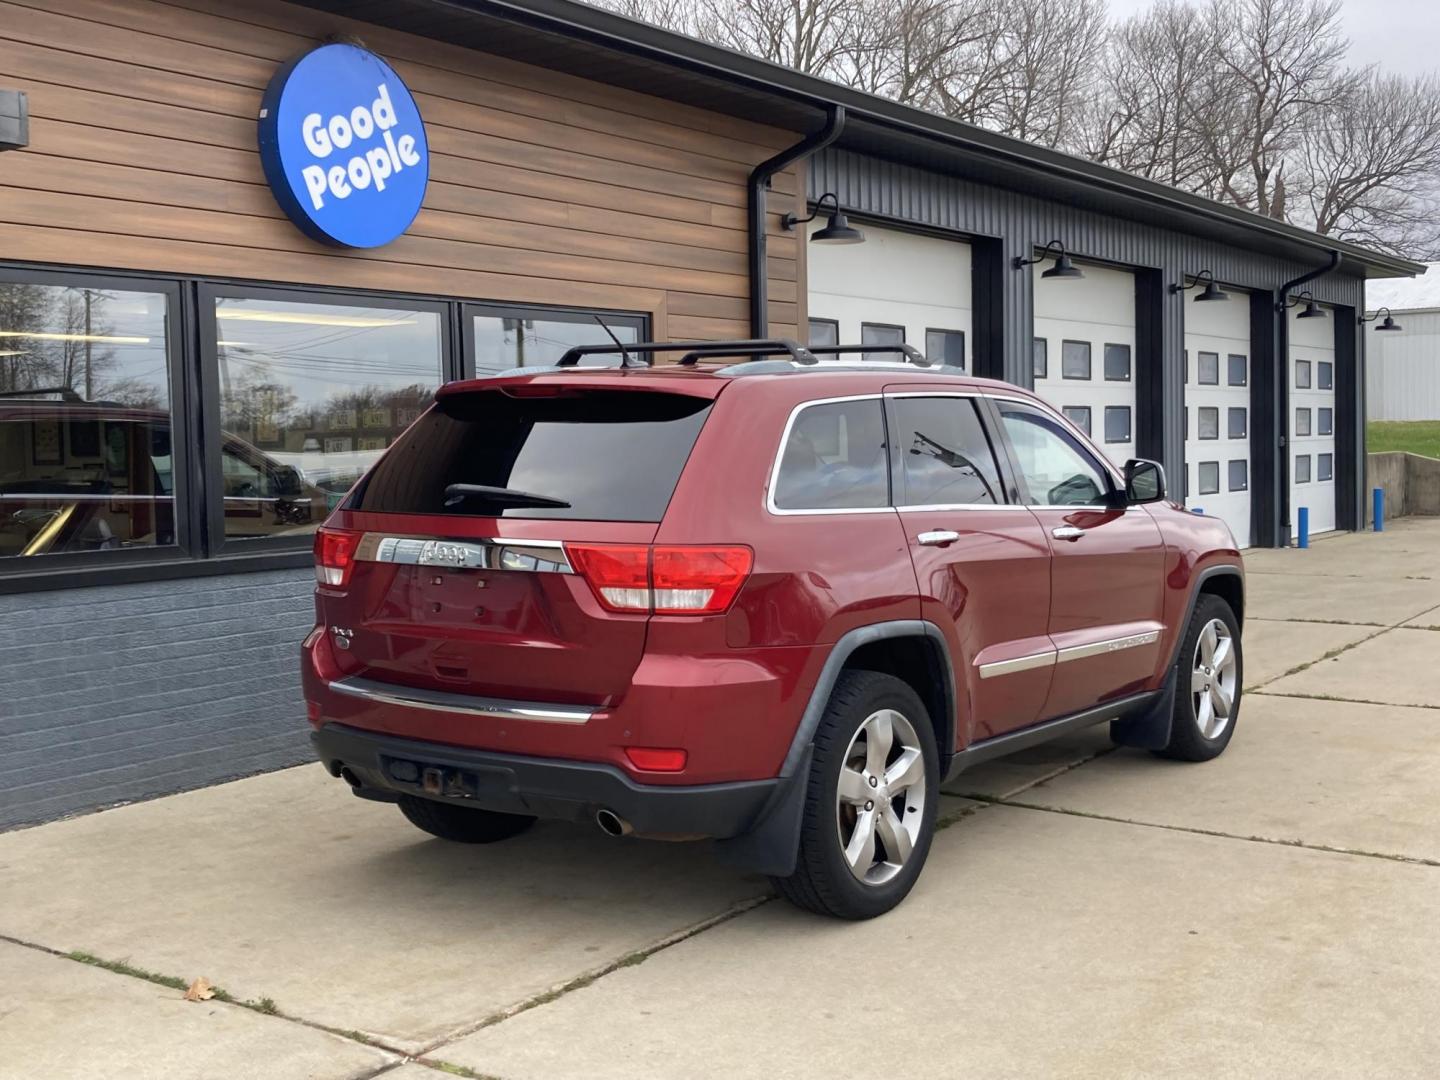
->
748, 105, 846, 338
1274, 249, 1341, 546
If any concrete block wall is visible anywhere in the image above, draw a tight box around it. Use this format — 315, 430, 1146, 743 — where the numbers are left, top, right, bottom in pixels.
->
0, 569, 315, 830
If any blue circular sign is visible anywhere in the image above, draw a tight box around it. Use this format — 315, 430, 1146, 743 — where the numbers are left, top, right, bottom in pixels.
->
258, 44, 429, 249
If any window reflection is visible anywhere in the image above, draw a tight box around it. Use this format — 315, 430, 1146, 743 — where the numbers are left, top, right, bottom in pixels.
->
214, 296, 442, 540
472, 313, 641, 375
0, 282, 173, 558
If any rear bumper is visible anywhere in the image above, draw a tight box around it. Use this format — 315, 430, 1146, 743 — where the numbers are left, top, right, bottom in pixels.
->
311, 723, 778, 840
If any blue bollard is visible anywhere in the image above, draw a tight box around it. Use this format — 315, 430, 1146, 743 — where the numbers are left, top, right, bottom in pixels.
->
1192, 507, 1205, 514
1298, 506, 1310, 549
1373, 487, 1385, 532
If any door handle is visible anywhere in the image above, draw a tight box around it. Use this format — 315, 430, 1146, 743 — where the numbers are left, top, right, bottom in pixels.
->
1051, 525, 1084, 541
917, 529, 961, 547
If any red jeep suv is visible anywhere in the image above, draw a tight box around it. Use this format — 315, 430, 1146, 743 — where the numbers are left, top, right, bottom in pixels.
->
303, 340, 1244, 919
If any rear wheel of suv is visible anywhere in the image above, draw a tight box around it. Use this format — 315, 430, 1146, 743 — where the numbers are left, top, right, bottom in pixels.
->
398, 796, 537, 843
773, 670, 940, 920
1156, 594, 1243, 762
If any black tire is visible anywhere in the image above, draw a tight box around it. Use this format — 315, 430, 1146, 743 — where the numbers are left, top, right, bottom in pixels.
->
1155, 594, 1243, 762
771, 670, 940, 920
398, 795, 537, 843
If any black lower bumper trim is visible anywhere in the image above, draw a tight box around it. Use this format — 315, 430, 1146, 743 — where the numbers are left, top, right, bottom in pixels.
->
311, 723, 777, 840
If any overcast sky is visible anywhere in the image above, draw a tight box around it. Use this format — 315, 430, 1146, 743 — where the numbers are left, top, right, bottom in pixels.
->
1103, 0, 1440, 78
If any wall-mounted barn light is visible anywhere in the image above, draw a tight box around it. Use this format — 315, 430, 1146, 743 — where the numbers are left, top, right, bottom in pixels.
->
1282, 290, 1327, 319
781, 192, 865, 244
1170, 269, 1228, 302
1359, 307, 1403, 332
1013, 240, 1084, 279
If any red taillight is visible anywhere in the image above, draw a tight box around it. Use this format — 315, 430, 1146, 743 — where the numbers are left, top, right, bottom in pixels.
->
314, 527, 361, 587
625, 747, 688, 772
652, 546, 753, 613
566, 544, 651, 611
565, 544, 752, 615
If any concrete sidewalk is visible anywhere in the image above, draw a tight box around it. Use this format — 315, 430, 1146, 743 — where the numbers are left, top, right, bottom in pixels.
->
3, 519, 1440, 1079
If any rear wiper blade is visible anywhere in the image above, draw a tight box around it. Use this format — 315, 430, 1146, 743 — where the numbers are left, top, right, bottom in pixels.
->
443, 483, 571, 510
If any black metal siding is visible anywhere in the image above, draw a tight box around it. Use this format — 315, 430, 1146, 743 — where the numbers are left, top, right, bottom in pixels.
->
811, 148, 1369, 543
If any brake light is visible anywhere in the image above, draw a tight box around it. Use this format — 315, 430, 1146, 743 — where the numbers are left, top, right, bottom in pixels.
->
565, 544, 752, 615
314, 527, 361, 587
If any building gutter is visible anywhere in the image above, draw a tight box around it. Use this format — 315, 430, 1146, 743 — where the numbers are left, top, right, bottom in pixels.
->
747, 105, 845, 337
1274, 249, 1342, 544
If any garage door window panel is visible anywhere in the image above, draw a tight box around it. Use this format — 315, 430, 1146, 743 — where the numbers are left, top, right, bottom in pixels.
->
1062, 405, 1091, 435
1318, 361, 1333, 390
1318, 453, 1333, 481
1198, 352, 1219, 385
1198, 407, 1219, 440
1033, 338, 1048, 379
1295, 408, 1311, 437
1198, 462, 1220, 495
809, 318, 839, 348
1061, 340, 1091, 380
1228, 354, 1247, 386
925, 329, 965, 368
893, 396, 1003, 507
1318, 408, 1333, 435
1104, 406, 1132, 444
1296, 454, 1311, 483
1103, 343, 1131, 382
1296, 360, 1311, 388
1229, 460, 1248, 491
1228, 408, 1247, 439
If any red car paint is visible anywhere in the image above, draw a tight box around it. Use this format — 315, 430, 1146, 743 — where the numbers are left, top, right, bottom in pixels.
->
302, 364, 1241, 791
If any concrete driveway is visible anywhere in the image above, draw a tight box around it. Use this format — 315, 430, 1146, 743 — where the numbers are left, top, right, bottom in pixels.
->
4, 519, 1440, 1079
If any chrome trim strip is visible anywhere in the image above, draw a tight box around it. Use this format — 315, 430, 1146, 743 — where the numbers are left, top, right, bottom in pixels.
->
327, 676, 595, 724
1055, 630, 1161, 664
977, 649, 1058, 680
355, 534, 572, 573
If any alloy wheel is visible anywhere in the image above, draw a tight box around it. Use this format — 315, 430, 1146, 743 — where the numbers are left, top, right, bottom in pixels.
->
835, 709, 928, 886
1190, 618, 1238, 739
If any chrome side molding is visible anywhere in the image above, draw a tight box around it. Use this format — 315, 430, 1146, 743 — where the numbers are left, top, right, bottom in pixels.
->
977, 629, 1160, 679
977, 649, 1057, 680
355, 534, 573, 573
328, 676, 595, 724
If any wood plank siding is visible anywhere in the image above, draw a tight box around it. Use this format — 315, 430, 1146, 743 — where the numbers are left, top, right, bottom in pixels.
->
0, 0, 805, 339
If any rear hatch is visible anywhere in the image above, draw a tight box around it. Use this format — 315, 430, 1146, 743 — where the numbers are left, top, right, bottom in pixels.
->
316, 378, 719, 706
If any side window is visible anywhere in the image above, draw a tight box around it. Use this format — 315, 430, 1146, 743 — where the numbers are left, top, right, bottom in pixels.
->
892, 396, 1003, 506
997, 401, 1112, 507
772, 399, 889, 511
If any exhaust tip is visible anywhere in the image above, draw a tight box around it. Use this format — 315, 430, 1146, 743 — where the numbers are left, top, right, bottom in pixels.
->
339, 766, 362, 791
596, 808, 633, 837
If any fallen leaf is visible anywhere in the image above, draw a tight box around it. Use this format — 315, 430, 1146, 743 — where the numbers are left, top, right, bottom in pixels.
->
184, 977, 216, 1002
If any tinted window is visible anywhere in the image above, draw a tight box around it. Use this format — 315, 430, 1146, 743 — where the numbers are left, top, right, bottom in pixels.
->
1198, 352, 1219, 385
1296, 408, 1311, 437
1033, 338, 1048, 379
1104, 405, 1132, 444
0, 282, 175, 560
1199, 461, 1220, 495
894, 396, 1002, 506
1229, 460, 1248, 491
1296, 360, 1311, 388
809, 319, 839, 348
1198, 407, 1219, 440
1319, 407, 1333, 435
1318, 453, 1333, 481
1228, 408, 1247, 439
773, 399, 888, 511
1295, 454, 1311, 483
925, 329, 965, 368
1228, 354, 1247, 386
1062, 405, 1091, 435
1318, 361, 1333, 390
354, 389, 710, 521
999, 401, 1110, 506
1061, 340, 1091, 379
1104, 343, 1131, 381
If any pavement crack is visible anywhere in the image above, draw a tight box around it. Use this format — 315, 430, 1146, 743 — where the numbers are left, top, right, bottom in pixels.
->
1254, 690, 1440, 711
968, 795, 1440, 868
1249, 598, 1440, 692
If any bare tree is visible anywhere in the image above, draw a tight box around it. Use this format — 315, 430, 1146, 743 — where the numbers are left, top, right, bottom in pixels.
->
1297, 72, 1440, 255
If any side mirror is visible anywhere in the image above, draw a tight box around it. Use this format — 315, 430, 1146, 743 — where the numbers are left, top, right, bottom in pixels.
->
1124, 459, 1166, 504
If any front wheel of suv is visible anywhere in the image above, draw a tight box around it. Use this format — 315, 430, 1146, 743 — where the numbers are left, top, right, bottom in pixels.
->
772, 670, 940, 920
398, 795, 537, 843
1155, 593, 1243, 762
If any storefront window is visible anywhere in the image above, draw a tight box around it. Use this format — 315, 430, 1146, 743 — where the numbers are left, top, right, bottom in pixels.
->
472, 310, 642, 374
212, 295, 443, 541
0, 281, 173, 560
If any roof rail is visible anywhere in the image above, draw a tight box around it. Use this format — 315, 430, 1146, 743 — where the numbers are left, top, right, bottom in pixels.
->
553, 338, 937, 370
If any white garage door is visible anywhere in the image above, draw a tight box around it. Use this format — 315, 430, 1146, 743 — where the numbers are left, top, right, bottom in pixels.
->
1033, 261, 1136, 470
1184, 293, 1252, 547
806, 223, 971, 368
1290, 306, 1337, 536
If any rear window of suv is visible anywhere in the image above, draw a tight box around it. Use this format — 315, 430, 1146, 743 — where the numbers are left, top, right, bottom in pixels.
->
352, 388, 712, 521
